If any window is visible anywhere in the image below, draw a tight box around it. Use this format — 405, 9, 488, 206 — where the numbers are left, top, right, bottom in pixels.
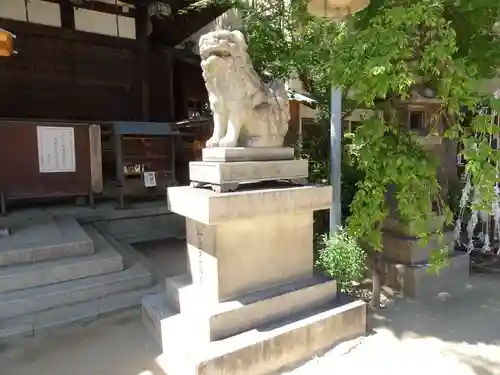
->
409, 111, 424, 131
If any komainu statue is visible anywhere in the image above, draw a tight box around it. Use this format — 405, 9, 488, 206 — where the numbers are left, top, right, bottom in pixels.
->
199, 30, 290, 148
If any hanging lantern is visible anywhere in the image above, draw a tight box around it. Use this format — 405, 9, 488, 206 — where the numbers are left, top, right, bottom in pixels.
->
0, 29, 15, 57
148, 1, 172, 19
307, 0, 370, 19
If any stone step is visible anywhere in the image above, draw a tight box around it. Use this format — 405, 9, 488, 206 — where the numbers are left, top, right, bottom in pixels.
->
210, 275, 338, 340
156, 274, 338, 344
142, 293, 178, 349
0, 283, 163, 342
0, 217, 94, 267
0, 226, 123, 293
194, 296, 366, 375
145, 294, 367, 375
94, 213, 185, 244
0, 262, 153, 319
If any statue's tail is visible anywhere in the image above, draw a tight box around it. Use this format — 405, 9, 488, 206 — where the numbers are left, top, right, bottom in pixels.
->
267, 79, 290, 137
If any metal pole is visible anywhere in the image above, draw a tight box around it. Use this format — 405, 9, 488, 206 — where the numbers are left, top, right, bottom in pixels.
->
330, 84, 342, 234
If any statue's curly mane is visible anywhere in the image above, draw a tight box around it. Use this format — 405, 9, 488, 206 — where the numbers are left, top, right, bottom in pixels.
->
200, 31, 264, 105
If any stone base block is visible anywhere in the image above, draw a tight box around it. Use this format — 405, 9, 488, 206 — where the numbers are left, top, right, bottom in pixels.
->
189, 159, 308, 192
0, 217, 94, 267
142, 294, 366, 375
167, 185, 331, 225
202, 147, 295, 162
382, 215, 445, 237
382, 251, 470, 298
382, 231, 454, 264
164, 274, 337, 340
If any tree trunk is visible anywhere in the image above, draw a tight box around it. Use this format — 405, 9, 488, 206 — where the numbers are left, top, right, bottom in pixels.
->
370, 252, 382, 309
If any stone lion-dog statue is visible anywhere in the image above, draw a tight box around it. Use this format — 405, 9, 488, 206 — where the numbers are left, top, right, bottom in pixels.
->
199, 30, 290, 148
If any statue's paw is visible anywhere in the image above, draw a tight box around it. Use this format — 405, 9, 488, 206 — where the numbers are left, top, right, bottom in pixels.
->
206, 137, 220, 148
219, 136, 238, 148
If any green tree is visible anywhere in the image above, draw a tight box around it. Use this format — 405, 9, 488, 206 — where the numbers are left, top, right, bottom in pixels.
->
190, 0, 500, 307
325, 0, 500, 306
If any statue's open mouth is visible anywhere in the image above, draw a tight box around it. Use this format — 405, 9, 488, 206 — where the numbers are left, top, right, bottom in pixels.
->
211, 51, 231, 58
201, 46, 232, 60
205, 50, 231, 59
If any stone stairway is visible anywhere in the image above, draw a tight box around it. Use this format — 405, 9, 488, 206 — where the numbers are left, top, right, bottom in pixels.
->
0, 217, 158, 341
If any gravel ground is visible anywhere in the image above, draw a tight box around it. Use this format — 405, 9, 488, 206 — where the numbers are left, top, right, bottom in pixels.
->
1, 273, 500, 375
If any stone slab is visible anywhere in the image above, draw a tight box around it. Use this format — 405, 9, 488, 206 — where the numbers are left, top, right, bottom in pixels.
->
142, 293, 181, 349
185, 213, 314, 301
1, 283, 163, 342
167, 185, 332, 225
95, 283, 163, 317
163, 274, 337, 340
0, 217, 94, 267
0, 262, 152, 319
210, 276, 337, 341
0, 226, 123, 293
2, 201, 170, 224
189, 159, 308, 186
382, 251, 470, 299
0, 320, 34, 341
96, 213, 186, 243
382, 215, 446, 237
165, 273, 192, 313
202, 147, 295, 162
144, 295, 366, 375
382, 230, 454, 264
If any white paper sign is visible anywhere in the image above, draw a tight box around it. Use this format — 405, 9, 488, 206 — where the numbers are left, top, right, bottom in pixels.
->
143, 171, 157, 187
37, 126, 76, 173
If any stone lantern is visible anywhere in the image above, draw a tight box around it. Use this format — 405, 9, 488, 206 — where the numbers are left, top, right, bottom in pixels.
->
304, 0, 469, 298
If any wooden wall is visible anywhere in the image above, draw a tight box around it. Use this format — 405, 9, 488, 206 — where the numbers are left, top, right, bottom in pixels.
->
173, 59, 207, 121
0, 18, 207, 123
0, 19, 140, 121
0, 120, 91, 201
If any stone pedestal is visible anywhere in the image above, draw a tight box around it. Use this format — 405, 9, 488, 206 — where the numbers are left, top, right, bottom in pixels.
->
190, 147, 308, 193
381, 221, 470, 298
142, 183, 367, 375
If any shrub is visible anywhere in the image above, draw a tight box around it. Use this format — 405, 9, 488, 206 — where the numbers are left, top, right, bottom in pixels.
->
315, 229, 367, 291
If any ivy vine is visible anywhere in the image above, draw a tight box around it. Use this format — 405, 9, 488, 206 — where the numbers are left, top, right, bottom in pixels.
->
185, 0, 500, 265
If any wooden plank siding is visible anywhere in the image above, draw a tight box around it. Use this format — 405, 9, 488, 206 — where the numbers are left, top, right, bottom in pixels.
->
0, 19, 138, 121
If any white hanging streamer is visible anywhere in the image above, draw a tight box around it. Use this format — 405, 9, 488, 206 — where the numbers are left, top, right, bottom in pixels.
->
467, 210, 478, 253
455, 107, 500, 254
455, 172, 471, 246
453, 218, 462, 243
484, 220, 491, 252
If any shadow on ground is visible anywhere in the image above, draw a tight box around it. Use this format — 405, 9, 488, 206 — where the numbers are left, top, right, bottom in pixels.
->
371, 273, 500, 344
0, 310, 164, 375
365, 273, 500, 375
1, 263, 500, 375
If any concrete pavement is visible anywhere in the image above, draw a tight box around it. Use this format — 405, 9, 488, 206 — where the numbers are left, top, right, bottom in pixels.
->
1, 273, 500, 375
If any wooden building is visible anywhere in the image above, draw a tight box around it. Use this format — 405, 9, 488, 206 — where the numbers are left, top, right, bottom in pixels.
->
0, 0, 226, 209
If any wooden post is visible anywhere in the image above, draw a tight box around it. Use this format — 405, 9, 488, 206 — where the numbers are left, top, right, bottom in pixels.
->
89, 124, 103, 194
113, 127, 125, 209
0, 29, 14, 235
136, 3, 150, 120
166, 50, 175, 120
